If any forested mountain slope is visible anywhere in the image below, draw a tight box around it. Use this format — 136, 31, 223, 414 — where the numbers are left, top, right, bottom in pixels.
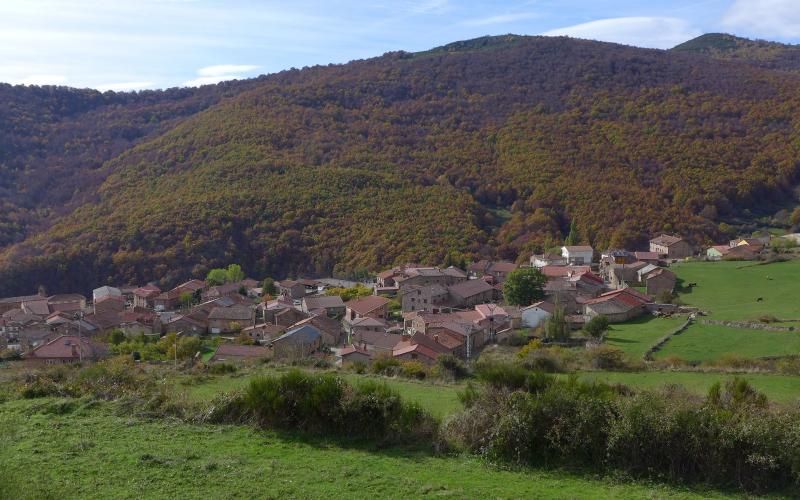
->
0, 78, 263, 248
1, 35, 799, 295
673, 33, 800, 72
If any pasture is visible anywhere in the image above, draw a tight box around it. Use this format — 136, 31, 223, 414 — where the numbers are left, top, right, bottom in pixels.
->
653, 323, 800, 362
178, 369, 464, 418
577, 371, 800, 405
672, 260, 800, 321
604, 316, 686, 359
0, 398, 730, 499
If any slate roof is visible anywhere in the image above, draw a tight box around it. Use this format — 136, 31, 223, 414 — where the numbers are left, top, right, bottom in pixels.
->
275, 324, 322, 344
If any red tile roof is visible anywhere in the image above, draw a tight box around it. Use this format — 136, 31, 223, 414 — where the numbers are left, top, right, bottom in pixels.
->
650, 234, 683, 246
345, 295, 390, 315
26, 335, 107, 360
392, 343, 440, 360
540, 265, 591, 278
448, 279, 493, 299
339, 344, 371, 356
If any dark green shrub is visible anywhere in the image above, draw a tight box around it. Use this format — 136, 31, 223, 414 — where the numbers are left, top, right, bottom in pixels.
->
520, 349, 564, 373
401, 361, 427, 380
475, 361, 528, 390
207, 363, 237, 375
371, 353, 401, 375
241, 370, 436, 441
583, 315, 610, 338
583, 345, 628, 370
436, 354, 470, 380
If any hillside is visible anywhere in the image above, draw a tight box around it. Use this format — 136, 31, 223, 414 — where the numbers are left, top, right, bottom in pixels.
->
1, 35, 800, 295
0, 78, 263, 248
672, 33, 800, 71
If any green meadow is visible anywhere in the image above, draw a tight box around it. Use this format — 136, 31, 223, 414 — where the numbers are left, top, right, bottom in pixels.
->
0, 397, 739, 499
672, 260, 800, 321
653, 323, 800, 362
604, 316, 686, 359
576, 370, 800, 405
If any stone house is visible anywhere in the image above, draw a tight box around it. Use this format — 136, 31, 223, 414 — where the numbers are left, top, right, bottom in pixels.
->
644, 268, 677, 297
207, 305, 254, 334
272, 324, 322, 359
345, 295, 391, 322
649, 234, 693, 259
301, 295, 345, 318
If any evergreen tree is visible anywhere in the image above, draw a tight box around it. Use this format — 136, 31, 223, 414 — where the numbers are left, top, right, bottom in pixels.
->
565, 219, 580, 246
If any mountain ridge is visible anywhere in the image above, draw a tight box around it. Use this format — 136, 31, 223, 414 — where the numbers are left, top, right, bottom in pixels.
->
0, 34, 799, 295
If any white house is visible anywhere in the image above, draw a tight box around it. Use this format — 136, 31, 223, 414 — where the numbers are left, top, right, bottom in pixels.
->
521, 301, 556, 329
561, 246, 594, 266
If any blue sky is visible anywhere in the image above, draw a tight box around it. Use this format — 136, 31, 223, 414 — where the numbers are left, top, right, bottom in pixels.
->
1, 0, 799, 91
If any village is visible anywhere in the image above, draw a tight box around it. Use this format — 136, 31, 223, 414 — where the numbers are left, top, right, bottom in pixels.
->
0, 232, 795, 368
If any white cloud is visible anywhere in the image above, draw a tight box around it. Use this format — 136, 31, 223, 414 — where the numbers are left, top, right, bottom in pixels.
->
96, 81, 155, 91
408, 0, 449, 14
197, 64, 260, 77
183, 75, 244, 87
9, 74, 67, 85
722, 0, 800, 39
183, 64, 260, 87
542, 17, 701, 49
462, 12, 541, 27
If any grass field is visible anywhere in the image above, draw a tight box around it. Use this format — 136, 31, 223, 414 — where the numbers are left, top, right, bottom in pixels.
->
653, 323, 800, 362
604, 316, 686, 359
178, 369, 464, 418
0, 398, 739, 499
673, 260, 800, 321
577, 371, 800, 405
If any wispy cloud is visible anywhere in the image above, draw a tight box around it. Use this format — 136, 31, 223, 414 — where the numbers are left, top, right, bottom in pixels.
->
722, 0, 800, 39
198, 64, 260, 77
9, 74, 67, 85
183, 64, 260, 87
462, 12, 540, 27
96, 81, 155, 91
408, 0, 449, 15
542, 17, 701, 49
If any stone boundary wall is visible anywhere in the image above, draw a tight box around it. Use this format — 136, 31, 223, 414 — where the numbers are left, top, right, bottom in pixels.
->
644, 316, 694, 361
700, 319, 797, 332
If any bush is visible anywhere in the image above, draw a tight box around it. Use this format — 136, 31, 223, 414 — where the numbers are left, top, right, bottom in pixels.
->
582, 345, 628, 370
443, 375, 800, 493
348, 361, 367, 374
207, 363, 237, 375
583, 315, 610, 339
516, 338, 542, 359
371, 353, 401, 376
519, 349, 564, 373
401, 361, 427, 380
436, 354, 470, 380
241, 370, 436, 440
